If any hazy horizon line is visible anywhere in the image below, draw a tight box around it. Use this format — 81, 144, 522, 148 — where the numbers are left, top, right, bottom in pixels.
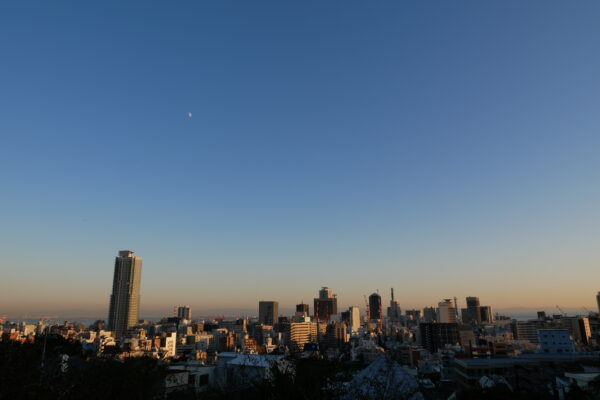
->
3, 305, 596, 321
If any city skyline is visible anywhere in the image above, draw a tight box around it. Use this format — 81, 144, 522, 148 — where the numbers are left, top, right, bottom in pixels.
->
2, 1, 600, 316
2, 248, 598, 320
3, 2, 600, 399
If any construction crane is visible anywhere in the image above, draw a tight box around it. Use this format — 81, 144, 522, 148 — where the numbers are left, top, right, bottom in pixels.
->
582, 306, 591, 314
556, 305, 567, 317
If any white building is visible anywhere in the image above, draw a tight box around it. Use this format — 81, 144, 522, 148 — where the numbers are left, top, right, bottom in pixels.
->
161, 332, 177, 357
93, 332, 117, 354
349, 306, 361, 333
285, 320, 317, 351
538, 329, 575, 354
437, 299, 457, 323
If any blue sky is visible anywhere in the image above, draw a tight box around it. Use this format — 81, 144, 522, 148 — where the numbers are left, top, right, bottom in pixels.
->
1, 1, 600, 317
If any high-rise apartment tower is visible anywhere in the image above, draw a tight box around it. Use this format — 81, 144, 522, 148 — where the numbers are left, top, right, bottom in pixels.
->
108, 250, 142, 338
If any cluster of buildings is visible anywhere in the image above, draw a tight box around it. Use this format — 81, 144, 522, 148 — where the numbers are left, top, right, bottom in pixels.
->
3, 250, 600, 398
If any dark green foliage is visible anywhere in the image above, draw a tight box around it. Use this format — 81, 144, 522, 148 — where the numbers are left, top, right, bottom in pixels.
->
175, 358, 350, 400
54, 356, 167, 400
0, 337, 166, 400
267, 358, 344, 400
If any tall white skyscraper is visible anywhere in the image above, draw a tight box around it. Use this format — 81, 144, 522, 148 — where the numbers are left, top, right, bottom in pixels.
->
108, 250, 142, 338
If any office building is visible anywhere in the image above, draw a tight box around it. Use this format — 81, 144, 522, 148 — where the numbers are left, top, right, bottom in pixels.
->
319, 287, 334, 298
420, 323, 459, 353
405, 309, 421, 321
340, 310, 350, 323
462, 296, 481, 325
479, 306, 493, 324
220, 319, 247, 334
538, 329, 575, 353
341, 306, 361, 332
537, 311, 547, 320
160, 332, 177, 357
108, 250, 143, 338
258, 301, 278, 326
515, 320, 545, 344
349, 306, 361, 332
423, 307, 437, 323
387, 288, 401, 321
369, 292, 382, 323
314, 287, 337, 322
325, 322, 347, 348
437, 299, 457, 323
285, 321, 317, 352
560, 316, 592, 345
295, 303, 309, 317
458, 326, 476, 349
455, 354, 600, 391
597, 292, 600, 314
253, 324, 274, 345
177, 305, 191, 321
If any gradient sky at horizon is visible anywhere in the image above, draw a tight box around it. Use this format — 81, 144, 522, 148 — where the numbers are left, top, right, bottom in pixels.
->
1, 1, 600, 318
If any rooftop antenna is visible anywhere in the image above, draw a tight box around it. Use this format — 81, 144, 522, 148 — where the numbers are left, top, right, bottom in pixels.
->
391, 288, 395, 302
